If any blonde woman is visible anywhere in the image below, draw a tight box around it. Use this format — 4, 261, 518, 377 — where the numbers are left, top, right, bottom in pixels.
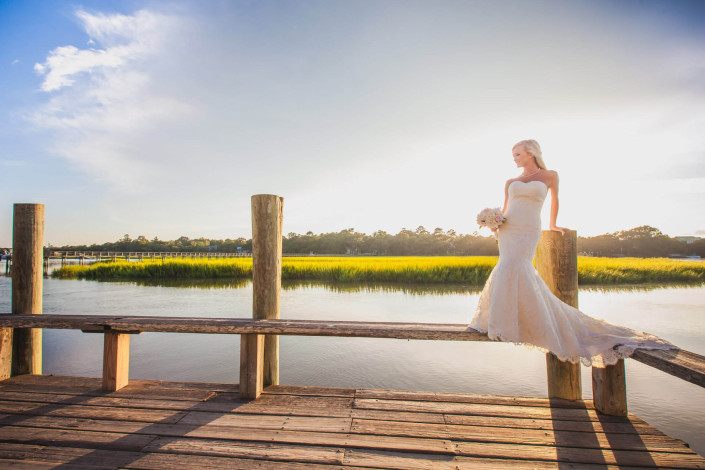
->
470, 139, 673, 366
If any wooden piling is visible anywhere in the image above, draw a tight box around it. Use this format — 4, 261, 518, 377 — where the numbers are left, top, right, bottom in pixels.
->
9, 204, 45, 377
240, 194, 283, 399
536, 229, 581, 400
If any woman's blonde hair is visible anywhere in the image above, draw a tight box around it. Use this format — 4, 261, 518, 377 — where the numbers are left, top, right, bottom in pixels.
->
513, 139, 546, 170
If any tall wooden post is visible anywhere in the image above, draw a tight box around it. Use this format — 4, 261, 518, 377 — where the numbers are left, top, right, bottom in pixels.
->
9, 204, 45, 377
240, 194, 283, 399
536, 229, 581, 400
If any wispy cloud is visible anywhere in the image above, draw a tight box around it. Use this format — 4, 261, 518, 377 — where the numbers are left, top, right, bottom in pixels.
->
34, 9, 169, 92
30, 8, 190, 191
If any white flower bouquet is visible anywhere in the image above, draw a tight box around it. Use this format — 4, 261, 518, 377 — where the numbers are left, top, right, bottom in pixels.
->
477, 207, 506, 230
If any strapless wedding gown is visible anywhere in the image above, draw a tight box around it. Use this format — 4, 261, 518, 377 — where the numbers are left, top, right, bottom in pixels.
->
470, 180, 674, 367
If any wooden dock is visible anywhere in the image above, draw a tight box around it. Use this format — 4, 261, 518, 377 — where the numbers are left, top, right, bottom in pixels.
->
1, 375, 703, 469
3, 198, 705, 468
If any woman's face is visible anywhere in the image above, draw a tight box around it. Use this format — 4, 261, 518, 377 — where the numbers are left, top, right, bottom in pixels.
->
512, 145, 533, 168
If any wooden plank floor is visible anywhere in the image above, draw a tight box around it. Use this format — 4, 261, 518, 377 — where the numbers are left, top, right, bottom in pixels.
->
0, 376, 702, 469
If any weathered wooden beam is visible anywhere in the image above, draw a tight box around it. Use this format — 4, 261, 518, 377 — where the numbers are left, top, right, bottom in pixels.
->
9, 203, 45, 378
592, 359, 627, 416
251, 194, 283, 387
0, 313, 701, 391
102, 331, 130, 391
239, 333, 264, 399
0, 314, 492, 341
536, 229, 582, 401
631, 348, 705, 388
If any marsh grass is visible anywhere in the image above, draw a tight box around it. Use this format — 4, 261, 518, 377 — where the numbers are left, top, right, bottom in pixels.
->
51, 256, 705, 286
576, 257, 705, 284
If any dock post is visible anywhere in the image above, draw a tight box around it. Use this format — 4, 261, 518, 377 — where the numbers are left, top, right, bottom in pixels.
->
592, 359, 627, 416
103, 332, 130, 391
536, 229, 581, 400
7, 204, 45, 378
241, 194, 283, 399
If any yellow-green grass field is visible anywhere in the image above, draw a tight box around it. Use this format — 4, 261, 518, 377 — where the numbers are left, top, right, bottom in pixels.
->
51, 256, 705, 285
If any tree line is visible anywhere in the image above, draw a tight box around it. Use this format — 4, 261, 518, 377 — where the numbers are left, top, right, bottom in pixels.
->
44, 225, 704, 258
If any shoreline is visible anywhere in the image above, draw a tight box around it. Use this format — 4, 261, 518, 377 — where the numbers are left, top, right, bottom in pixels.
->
48, 256, 705, 286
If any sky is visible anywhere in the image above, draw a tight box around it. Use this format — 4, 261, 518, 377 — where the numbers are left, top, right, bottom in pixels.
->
1, 0, 704, 247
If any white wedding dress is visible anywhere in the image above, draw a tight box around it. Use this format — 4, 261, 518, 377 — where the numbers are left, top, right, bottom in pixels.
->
470, 180, 674, 367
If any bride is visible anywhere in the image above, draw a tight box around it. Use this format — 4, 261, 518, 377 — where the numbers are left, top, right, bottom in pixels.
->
469, 139, 674, 367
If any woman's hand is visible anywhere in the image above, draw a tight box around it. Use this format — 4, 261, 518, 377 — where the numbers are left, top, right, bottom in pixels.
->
550, 225, 566, 235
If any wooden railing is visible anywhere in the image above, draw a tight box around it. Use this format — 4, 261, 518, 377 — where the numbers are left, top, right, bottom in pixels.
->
2, 197, 704, 420
0, 313, 703, 404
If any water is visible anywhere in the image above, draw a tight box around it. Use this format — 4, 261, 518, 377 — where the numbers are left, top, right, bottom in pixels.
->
0, 274, 704, 456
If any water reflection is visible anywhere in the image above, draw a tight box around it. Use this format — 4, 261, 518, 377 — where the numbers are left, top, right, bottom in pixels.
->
118, 278, 250, 290
282, 280, 484, 295
93, 276, 703, 296
579, 283, 704, 293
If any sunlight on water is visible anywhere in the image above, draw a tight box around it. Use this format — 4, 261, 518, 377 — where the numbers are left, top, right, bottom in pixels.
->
0, 275, 703, 455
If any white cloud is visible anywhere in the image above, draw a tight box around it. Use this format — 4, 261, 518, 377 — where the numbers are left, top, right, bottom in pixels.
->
31, 8, 191, 191
11, 59, 19, 65
34, 9, 173, 92
34, 44, 131, 91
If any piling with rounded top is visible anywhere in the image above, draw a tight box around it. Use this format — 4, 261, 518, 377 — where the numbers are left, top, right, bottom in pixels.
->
10, 203, 45, 377
536, 229, 582, 400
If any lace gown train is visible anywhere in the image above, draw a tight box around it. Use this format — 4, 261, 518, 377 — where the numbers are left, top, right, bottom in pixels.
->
469, 180, 674, 367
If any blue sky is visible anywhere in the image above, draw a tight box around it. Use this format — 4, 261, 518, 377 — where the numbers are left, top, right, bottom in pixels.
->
1, 0, 704, 246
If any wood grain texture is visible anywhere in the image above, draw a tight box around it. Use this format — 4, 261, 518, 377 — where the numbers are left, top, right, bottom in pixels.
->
0, 328, 11, 381
592, 359, 628, 417
239, 333, 264, 399
11, 203, 44, 377
631, 347, 705, 388
536, 230, 582, 401
0, 314, 492, 341
0, 375, 702, 469
0, 442, 353, 470
545, 352, 582, 401
102, 332, 130, 391
251, 194, 283, 388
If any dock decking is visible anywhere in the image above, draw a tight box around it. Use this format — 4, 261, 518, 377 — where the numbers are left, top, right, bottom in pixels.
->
0, 375, 703, 469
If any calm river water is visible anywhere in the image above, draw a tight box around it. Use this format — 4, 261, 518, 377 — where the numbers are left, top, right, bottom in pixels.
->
0, 274, 703, 456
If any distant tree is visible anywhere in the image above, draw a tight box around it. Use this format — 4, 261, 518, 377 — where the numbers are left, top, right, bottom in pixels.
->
53, 224, 694, 258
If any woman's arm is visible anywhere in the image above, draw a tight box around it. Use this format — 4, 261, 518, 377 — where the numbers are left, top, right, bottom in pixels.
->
493, 180, 513, 234
547, 171, 565, 234
502, 179, 511, 213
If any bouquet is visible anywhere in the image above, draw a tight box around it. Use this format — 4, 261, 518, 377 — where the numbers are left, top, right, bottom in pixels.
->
477, 207, 506, 230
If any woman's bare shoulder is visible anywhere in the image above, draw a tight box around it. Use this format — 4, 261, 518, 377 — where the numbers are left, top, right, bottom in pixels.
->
544, 170, 559, 182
